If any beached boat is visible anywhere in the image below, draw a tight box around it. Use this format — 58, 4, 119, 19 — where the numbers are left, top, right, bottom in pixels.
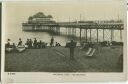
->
5, 47, 14, 52
5, 44, 15, 52
5, 43, 26, 52
16, 45, 26, 52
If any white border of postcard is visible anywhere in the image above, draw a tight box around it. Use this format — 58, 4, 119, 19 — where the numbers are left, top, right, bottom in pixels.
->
1, 0, 127, 83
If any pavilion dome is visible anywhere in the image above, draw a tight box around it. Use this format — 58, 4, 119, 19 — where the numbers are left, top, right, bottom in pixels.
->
31, 12, 53, 18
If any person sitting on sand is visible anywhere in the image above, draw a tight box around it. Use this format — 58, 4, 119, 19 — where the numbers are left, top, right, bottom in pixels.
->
12, 43, 16, 50
55, 42, 58, 46
55, 42, 61, 47
38, 40, 42, 48
6, 39, 11, 48
57, 42, 61, 46
25, 43, 28, 49
18, 38, 22, 46
26, 39, 29, 47
42, 42, 47, 48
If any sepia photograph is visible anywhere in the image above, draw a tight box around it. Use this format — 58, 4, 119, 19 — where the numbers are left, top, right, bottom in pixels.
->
1, 0, 127, 83
3, 0, 126, 75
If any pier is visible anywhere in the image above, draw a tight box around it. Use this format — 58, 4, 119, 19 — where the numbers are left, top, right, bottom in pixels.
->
22, 12, 124, 42
22, 22, 124, 42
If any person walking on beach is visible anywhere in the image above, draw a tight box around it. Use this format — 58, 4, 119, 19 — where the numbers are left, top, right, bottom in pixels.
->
50, 37, 54, 47
33, 38, 37, 48
69, 40, 76, 60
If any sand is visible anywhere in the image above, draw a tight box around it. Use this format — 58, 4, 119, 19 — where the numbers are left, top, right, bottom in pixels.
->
5, 46, 123, 72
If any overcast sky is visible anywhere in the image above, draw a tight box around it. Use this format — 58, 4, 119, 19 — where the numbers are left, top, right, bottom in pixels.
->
4, 0, 126, 42
4, 0, 125, 23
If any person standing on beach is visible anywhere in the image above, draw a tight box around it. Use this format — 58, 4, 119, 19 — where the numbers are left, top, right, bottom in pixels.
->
33, 38, 37, 48
38, 40, 42, 48
50, 37, 54, 47
69, 40, 76, 60
29, 39, 33, 48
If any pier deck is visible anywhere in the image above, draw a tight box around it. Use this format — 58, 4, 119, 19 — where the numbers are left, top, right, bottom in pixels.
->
22, 22, 124, 30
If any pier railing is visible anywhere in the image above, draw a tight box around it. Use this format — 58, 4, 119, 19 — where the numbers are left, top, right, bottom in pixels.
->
22, 22, 124, 30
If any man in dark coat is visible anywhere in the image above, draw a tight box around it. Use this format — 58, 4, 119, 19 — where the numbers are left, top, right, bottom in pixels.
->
69, 40, 76, 60
50, 37, 54, 47
33, 38, 37, 48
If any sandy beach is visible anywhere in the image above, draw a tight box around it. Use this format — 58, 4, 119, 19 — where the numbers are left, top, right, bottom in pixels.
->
5, 46, 123, 72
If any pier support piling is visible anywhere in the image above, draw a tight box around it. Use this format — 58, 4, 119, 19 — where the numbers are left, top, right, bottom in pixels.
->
35, 25, 37, 30
120, 30, 122, 42
111, 29, 114, 42
80, 28, 82, 42
103, 29, 105, 41
90, 29, 92, 42
86, 29, 88, 42
97, 29, 98, 42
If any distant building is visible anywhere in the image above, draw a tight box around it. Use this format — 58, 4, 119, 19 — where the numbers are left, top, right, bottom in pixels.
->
28, 12, 56, 24
22, 12, 58, 31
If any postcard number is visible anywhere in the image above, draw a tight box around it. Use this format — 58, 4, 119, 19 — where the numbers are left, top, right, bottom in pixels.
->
8, 72, 15, 75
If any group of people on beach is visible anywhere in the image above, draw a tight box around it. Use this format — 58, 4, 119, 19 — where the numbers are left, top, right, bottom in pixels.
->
25, 38, 48, 48
6, 37, 98, 59
50, 37, 61, 47
6, 37, 62, 49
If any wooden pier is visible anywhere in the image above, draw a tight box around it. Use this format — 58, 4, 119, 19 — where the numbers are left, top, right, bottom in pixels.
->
22, 22, 124, 42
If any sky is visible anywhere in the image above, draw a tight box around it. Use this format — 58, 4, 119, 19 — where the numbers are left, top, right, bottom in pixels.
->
4, 0, 125, 23
4, 0, 125, 42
